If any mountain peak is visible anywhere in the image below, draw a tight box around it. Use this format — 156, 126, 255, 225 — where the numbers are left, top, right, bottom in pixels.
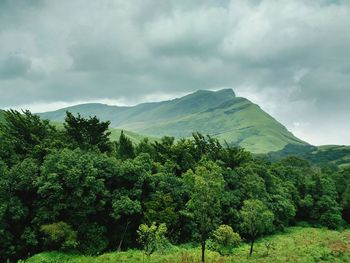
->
215, 88, 236, 97
38, 88, 305, 153
193, 88, 235, 98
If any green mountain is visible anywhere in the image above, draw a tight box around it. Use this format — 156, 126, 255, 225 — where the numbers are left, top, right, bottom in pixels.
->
38, 89, 307, 153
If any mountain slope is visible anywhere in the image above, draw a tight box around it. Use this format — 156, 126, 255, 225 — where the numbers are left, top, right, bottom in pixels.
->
39, 89, 236, 125
38, 89, 307, 153
268, 143, 350, 168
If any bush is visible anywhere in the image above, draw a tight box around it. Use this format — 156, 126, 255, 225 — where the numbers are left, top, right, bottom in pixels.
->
208, 225, 241, 256
137, 222, 170, 256
77, 223, 108, 255
320, 210, 343, 229
40, 222, 78, 251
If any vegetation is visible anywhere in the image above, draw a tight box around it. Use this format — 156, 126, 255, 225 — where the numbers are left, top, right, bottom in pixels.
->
0, 109, 349, 262
38, 89, 306, 153
268, 143, 350, 168
137, 222, 169, 256
21, 227, 350, 262
207, 224, 241, 256
239, 199, 274, 256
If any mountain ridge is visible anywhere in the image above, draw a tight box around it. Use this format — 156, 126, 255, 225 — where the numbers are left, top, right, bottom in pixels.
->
37, 89, 307, 153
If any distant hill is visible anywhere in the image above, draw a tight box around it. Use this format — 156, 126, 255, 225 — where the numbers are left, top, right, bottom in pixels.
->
38, 89, 307, 153
267, 143, 350, 168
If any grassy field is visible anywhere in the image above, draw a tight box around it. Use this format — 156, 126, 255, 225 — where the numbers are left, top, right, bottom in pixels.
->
21, 227, 350, 263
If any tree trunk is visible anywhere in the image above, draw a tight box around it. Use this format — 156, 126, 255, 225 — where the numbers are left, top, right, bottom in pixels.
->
117, 219, 130, 251
201, 240, 206, 263
249, 239, 255, 256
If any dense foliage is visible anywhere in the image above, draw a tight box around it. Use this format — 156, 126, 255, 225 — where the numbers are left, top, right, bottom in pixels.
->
0, 110, 349, 262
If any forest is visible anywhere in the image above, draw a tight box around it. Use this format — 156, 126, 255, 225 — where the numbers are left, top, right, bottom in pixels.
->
0, 110, 350, 262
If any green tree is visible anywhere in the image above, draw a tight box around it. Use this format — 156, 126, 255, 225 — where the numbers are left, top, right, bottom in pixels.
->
312, 173, 343, 229
0, 110, 58, 165
0, 158, 40, 261
64, 112, 111, 153
184, 161, 224, 262
240, 199, 274, 256
116, 130, 135, 159
112, 195, 141, 250
35, 149, 110, 254
142, 169, 187, 243
333, 167, 350, 223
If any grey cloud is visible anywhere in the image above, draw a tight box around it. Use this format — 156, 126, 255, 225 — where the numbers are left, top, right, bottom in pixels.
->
0, 0, 350, 144
0, 55, 31, 79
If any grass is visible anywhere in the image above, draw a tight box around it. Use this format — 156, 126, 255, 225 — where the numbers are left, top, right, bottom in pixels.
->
21, 227, 350, 263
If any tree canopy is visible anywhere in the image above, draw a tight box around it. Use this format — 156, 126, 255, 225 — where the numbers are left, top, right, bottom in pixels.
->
0, 109, 348, 262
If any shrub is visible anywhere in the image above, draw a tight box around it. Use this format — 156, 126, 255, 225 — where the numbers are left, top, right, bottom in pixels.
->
77, 223, 108, 255
320, 210, 343, 229
137, 222, 170, 256
208, 225, 241, 256
40, 222, 78, 251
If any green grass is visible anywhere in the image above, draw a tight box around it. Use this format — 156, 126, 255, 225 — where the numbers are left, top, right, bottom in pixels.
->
21, 227, 350, 263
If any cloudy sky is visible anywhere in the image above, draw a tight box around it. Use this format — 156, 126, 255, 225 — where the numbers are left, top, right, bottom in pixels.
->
1, 0, 350, 145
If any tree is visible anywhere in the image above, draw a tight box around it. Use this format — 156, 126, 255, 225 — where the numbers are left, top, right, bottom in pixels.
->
64, 112, 111, 153
0, 110, 57, 165
35, 149, 110, 254
184, 160, 224, 262
240, 199, 274, 256
142, 169, 188, 243
111, 195, 141, 250
116, 130, 134, 159
0, 158, 40, 261
311, 173, 343, 229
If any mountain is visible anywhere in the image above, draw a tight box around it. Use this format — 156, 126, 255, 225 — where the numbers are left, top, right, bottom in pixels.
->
38, 89, 307, 153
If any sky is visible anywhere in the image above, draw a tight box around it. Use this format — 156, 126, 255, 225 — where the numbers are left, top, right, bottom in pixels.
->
1, 0, 350, 145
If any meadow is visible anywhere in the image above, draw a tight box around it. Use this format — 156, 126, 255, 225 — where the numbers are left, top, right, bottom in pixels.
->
22, 227, 350, 263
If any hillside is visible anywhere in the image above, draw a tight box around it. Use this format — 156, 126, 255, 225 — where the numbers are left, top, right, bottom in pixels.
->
21, 227, 350, 263
38, 89, 306, 153
268, 144, 350, 168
